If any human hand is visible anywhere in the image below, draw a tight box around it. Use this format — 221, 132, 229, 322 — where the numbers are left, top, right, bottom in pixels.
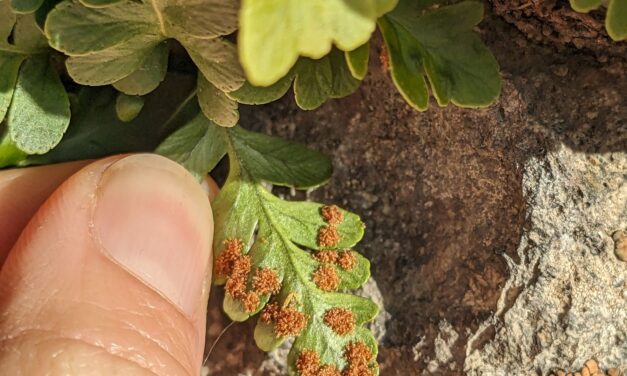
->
0, 154, 219, 375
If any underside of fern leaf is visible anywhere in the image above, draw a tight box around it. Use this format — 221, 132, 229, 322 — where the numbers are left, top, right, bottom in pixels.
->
157, 115, 380, 375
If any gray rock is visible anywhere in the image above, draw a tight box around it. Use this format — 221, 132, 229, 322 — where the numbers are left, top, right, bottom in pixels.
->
465, 147, 627, 375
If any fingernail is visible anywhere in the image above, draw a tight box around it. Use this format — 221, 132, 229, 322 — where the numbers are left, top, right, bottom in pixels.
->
93, 154, 212, 318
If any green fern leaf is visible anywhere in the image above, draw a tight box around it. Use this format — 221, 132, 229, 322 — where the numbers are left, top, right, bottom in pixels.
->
158, 119, 380, 375
229, 49, 362, 111
238, 0, 397, 86
379, 0, 501, 111
0, 5, 70, 157
44, 0, 244, 127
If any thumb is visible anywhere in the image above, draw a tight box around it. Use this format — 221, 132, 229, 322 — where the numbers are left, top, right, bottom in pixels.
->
0, 154, 213, 376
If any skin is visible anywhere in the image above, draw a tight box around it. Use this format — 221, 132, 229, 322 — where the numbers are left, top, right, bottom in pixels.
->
0, 154, 221, 375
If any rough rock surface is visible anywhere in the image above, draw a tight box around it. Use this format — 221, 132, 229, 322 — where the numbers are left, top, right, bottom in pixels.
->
204, 3, 626, 375
465, 148, 626, 375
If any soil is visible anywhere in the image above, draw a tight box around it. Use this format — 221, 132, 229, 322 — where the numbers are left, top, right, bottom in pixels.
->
204, 1, 626, 375
491, 0, 626, 62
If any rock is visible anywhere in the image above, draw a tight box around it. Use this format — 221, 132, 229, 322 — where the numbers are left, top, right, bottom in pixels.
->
428, 320, 459, 372
608, 368, 621, 376
465, 148, 627, 375
586, 359, 599, 374
258, 338, 293, 376
552, 64, 569, 77
612, 230, 627, 262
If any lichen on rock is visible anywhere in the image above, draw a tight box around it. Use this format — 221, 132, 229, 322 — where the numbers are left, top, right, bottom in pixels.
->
465, 147, 627, 375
